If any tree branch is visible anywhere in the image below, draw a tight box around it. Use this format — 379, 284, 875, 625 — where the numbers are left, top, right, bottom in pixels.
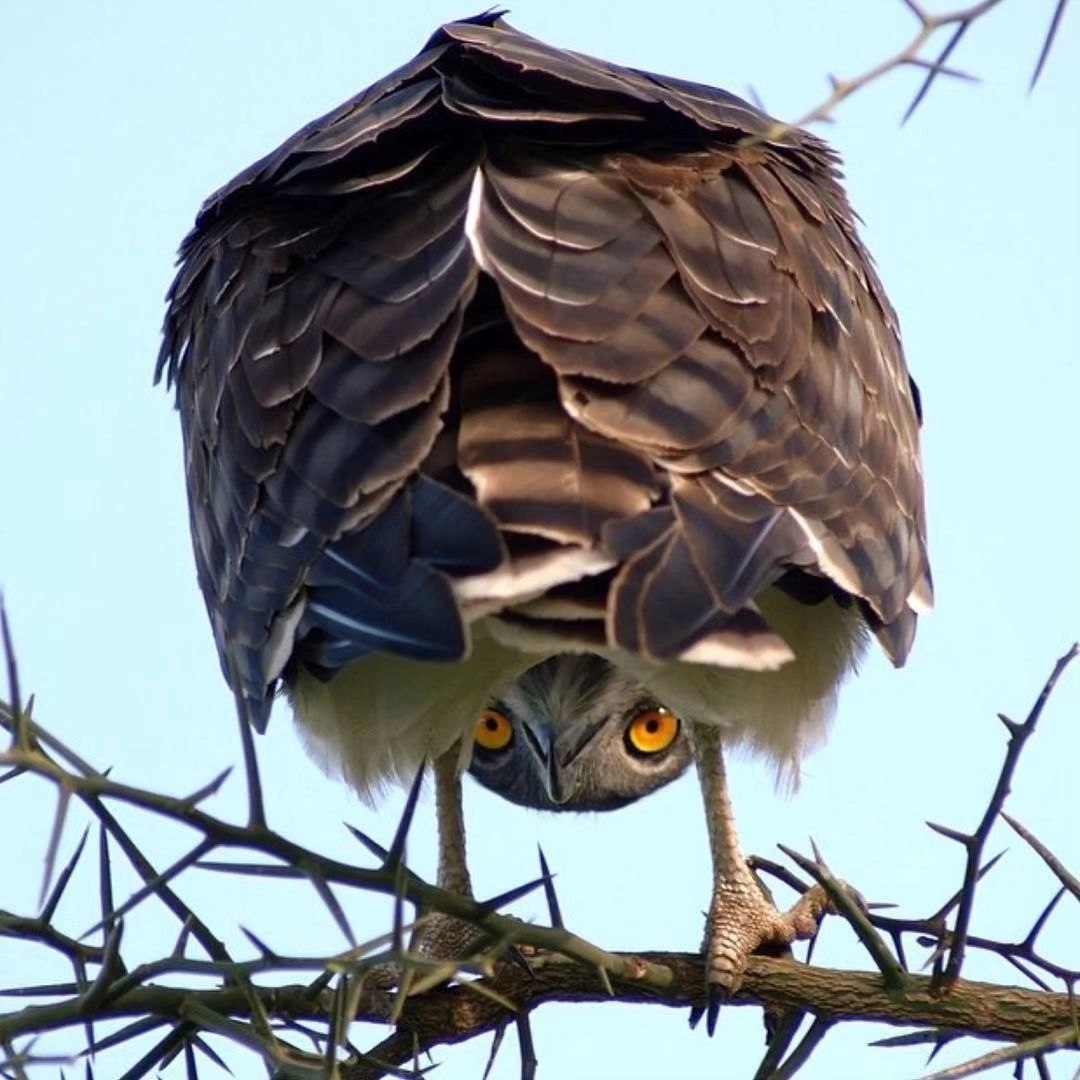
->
2, 950, 1074, 1078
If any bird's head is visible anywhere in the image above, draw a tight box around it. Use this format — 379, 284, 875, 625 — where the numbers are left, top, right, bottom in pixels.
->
467, 654, 693, 812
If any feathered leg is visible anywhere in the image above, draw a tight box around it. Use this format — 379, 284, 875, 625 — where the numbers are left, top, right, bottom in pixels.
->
691, 722, 830, 1033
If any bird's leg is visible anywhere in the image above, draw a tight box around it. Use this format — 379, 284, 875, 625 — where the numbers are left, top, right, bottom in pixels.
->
365, 747, 481, 1009
412, 744, 486, 963
691, 722, 831, 1027
433, 743, 473, 897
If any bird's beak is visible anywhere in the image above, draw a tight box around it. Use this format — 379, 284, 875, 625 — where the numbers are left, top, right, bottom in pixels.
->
520, 720, 569, 806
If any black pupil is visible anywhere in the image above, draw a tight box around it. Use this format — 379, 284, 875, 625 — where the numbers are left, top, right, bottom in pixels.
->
646, 718, 659, 734
485, 718, 499, 731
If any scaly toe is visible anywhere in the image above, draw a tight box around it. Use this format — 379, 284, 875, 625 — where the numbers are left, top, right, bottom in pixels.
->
413, 909, 488, 967
701, 880, 829, 1008
366, 909, 487, 1006
688, 981, 730, 1036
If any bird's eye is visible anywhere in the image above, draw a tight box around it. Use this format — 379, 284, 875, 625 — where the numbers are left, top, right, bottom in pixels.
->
474, 708, 513, 751
626, 708, 679, 755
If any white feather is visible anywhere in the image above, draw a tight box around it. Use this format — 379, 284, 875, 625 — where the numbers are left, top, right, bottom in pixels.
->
620, 589, 867, 787
288, 622, 543, 802
289, 586, 866, 801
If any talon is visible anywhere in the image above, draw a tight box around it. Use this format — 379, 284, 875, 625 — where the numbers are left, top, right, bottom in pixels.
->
706, 986, 724, 1036
698, 876, 829, 1021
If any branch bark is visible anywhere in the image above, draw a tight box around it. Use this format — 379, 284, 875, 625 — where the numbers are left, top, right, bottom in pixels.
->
344, 952, 1076, 1078
4, 949, 1071, 1078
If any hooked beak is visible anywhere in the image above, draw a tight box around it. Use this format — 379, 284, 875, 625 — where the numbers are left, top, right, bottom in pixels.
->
520, 720, 569, 806
519, 717, 607, 807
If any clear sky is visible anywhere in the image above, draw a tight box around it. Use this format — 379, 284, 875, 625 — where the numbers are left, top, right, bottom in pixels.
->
2, 2, 1078, 1078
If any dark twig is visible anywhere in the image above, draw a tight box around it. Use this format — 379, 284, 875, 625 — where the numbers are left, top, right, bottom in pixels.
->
747, 856, 811, 898
83, 1016, 168, 1057
476, 875, 548, 918
914, 926, 1076, 991
1, 601, 27, 752
1031, 0, 1071, 88
870, 1026, 961, 1049
85, 800, 232, 966
180, 767, 233, 810
752, 1008, 805, 1080
0, 915, 103, 972
778, 843, 908, 992
758, 0, 1072, 139
867, 852, 1002, 981
537, 847, 563, 930
902, 16, 974, 123
387, 765, 426, 873
38, 782, 72, 909
115, 1021, 192, 1079
864, 842, 1077, 991
97, 827, 114, 935
481, 1018, 509, 1080
920, 1022, 1080, 1079
83, 840, 215, 938
1001, 813, 1080, 903
771, 1016, 833, 1079
515, 1010, 538, 1080
308, 872, 357, 949
935, 645, 1078, 989
791, 0, 1004, 129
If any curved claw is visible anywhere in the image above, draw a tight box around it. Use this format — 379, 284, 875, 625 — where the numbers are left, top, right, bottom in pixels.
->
687, 986, 727, 1035
688, 1002, 705, 1030
706, 985, 725, 1036
696, 879, 831, 1032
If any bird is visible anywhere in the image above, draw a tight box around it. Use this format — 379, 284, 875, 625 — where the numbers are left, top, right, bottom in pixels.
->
158, 13, 931, 1026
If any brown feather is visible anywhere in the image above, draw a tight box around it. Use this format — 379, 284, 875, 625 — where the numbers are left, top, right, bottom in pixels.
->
159, 15, 931, 728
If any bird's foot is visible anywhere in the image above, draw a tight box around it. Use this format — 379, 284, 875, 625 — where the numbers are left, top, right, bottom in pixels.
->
364, 910, 487, 1016
694, 881, 831, 1035
413, 909, 488, 967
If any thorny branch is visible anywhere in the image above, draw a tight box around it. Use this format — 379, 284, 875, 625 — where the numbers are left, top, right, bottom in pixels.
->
10, 954, 1074, 1077
772, 0, 1070, 132
933, 645, 1079, 990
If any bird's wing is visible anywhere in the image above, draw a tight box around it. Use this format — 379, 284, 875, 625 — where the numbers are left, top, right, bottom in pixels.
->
158, 68, 502, 727
159, 15, 931, 728
466, 142, 931, 665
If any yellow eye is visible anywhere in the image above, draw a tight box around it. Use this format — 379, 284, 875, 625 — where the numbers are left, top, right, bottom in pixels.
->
626, 709, 679, 754
475, 708, 513, 751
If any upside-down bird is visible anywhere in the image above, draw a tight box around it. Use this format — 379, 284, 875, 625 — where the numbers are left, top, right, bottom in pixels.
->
158, 14, 931, 1021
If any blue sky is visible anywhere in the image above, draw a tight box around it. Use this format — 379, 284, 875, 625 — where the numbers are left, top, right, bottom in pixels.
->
2, 2, 1078, 1078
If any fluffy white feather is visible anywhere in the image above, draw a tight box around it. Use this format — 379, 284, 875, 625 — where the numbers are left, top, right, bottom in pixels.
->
289, 587, 865, 801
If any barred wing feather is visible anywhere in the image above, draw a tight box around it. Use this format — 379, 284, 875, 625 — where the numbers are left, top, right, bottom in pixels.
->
158, 14, 931, 731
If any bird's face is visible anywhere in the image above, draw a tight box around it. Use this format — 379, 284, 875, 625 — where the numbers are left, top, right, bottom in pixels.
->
467, 654, 693, 812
